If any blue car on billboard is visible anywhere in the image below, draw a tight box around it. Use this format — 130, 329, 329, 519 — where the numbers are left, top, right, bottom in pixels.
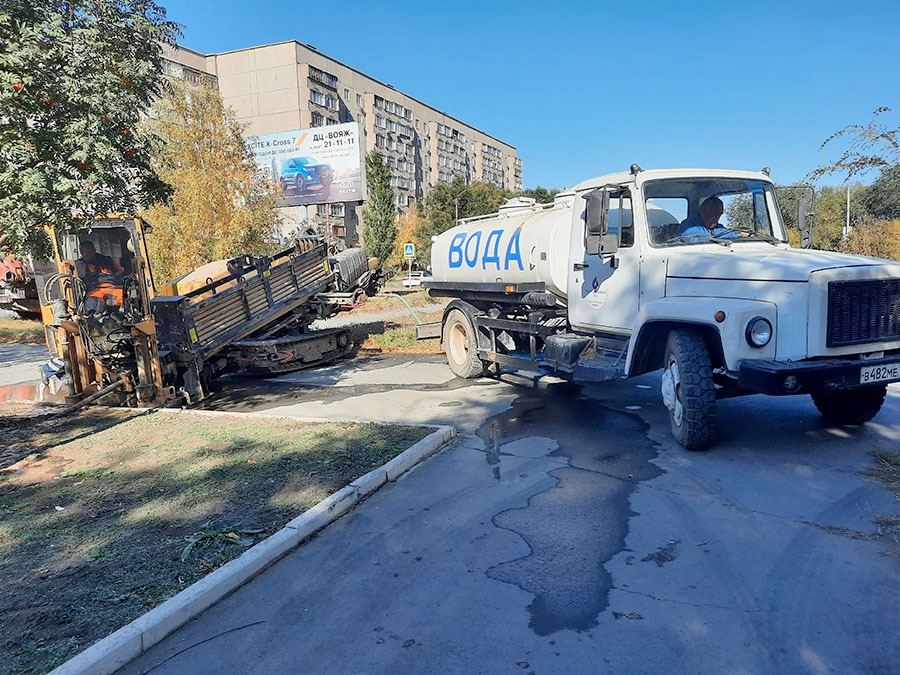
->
280, 156, 334, 195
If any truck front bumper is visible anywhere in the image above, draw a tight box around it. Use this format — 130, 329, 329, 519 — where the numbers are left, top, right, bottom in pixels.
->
738, 355, 900, 395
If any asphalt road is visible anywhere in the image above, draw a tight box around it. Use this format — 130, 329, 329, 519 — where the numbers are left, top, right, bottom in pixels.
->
117, 355, 900, 675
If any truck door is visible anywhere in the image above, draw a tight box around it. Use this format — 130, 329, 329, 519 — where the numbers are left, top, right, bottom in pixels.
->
567, 186, 641, 333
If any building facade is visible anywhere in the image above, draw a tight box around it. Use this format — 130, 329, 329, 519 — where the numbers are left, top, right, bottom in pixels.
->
163, 41, 521, 246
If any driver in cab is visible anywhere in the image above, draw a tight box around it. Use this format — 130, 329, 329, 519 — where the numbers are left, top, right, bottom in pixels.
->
678, 197, 748, 241
76, 240, 122, 289
76, 240, 124, 312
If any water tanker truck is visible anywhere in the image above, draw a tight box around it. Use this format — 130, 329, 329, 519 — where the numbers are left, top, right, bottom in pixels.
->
419, 166, 900, 450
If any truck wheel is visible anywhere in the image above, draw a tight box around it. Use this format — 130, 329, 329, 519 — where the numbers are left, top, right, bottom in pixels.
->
443, 309, 484, 379
661, 329, 716, 451
811, 385, 887, 425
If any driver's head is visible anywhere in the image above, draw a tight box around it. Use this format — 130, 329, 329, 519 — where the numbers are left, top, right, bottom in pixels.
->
699, 197, 724, 227
79, 240, 97, 260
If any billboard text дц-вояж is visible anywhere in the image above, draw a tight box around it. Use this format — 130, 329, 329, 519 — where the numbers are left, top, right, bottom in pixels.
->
247, 122, 365, 207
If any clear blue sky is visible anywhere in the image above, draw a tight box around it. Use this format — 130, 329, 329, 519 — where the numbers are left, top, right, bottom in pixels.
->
162, 0, 899, 190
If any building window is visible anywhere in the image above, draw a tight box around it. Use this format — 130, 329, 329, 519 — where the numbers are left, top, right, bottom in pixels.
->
310, 89, 324, 106
309, 66, 338, 89
344, 88, 350, 99
326, 117, 338, 125
311, 112, 324, 127
329, 203, 344, 217
316, 204, 328, 216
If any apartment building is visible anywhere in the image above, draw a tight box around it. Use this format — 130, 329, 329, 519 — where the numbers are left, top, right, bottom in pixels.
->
162, 41, 521, 245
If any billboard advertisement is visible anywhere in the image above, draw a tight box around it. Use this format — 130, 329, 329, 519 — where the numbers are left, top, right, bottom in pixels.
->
247, 122, 365, 207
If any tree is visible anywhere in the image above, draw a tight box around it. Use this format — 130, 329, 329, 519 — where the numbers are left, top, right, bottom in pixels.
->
812, 184, 867, 250
361, 151, 396, 265
417, 176, 511, 262
841, 219, 900, 260
809, 107, 899, 182
0, 1, 180, 257
387, 211, 423, 269
860, 165, 900, 221
521, 186, 560, 204
140, 78, 281, 283
809, 109, 900, 254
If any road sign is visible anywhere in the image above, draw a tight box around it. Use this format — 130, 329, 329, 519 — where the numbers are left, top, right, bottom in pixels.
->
404, 243, 415, 258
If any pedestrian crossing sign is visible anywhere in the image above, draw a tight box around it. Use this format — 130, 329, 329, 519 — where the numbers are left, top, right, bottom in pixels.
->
404, 243, 415, 258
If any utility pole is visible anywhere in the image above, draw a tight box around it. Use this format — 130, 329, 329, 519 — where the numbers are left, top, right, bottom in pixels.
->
454, 181, 473, 223
844, 185, 851, 239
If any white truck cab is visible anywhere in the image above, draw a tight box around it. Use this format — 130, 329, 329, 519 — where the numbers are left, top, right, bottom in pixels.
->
421, 166, 900, 450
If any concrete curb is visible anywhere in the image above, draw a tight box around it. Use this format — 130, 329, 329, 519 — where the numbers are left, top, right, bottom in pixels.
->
50, 420, 455, 675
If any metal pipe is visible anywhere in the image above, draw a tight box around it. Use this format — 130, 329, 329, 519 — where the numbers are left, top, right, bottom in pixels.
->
64, 379, 125, 413
60, 335, 79, 404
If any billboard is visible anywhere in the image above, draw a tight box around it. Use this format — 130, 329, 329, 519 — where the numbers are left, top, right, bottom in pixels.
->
247, 122, 365, 207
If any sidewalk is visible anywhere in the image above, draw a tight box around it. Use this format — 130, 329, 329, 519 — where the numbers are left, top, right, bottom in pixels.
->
0, 343, 51, 387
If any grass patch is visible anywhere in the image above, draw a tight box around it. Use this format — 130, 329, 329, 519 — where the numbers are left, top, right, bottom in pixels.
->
866, 450, 900, 490
349, 314, 442, 355
350, 288, 443, 316
0, 316, 44, 344
864, 449, 900, 553
0, 406, 430, 675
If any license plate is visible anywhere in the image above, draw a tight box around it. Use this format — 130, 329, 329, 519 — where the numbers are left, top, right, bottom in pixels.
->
860, 363, 900, 384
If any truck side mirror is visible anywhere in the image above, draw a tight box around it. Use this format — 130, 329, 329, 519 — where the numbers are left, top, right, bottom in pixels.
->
584, 189, 619, 256
584, 190, 609, 235
798, 197, 812, 249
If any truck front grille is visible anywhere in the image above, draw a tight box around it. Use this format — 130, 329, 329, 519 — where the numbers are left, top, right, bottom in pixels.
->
827, 279, 900, 347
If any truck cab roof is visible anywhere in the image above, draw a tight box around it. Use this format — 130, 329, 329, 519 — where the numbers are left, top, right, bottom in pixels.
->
573, 168, 773, 191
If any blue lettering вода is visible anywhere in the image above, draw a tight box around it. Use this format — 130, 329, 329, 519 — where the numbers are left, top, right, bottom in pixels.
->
447, 228, 525, 271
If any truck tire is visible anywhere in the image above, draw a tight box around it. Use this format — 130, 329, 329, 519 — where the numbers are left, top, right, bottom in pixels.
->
443, 309, 484, 379
661, 329, 716, 451
811, 385, 887, 425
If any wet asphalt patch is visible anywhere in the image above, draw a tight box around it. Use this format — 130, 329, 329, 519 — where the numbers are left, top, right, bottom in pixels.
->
478, 382, 662, 636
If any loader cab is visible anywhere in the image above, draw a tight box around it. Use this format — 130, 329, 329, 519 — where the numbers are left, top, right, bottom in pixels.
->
42, 217, 158, 357
53, 217, 156, 308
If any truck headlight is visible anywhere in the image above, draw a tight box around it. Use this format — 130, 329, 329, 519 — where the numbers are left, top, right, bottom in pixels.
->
745, 317, 773, 347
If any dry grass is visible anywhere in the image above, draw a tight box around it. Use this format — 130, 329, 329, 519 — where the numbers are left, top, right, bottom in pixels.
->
349, 313, 442, 356
0, 316, 45, 344
866, 450, 900, 491
865, 450, 900, 552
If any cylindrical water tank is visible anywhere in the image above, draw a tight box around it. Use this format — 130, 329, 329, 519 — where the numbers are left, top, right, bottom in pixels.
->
430, 195, 575, 299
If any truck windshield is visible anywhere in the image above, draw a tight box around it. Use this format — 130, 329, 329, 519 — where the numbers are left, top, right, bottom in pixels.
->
644, 178, 786, 247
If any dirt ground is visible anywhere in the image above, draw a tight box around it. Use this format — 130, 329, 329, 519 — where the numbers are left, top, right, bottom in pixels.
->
0, 402, 429, 675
